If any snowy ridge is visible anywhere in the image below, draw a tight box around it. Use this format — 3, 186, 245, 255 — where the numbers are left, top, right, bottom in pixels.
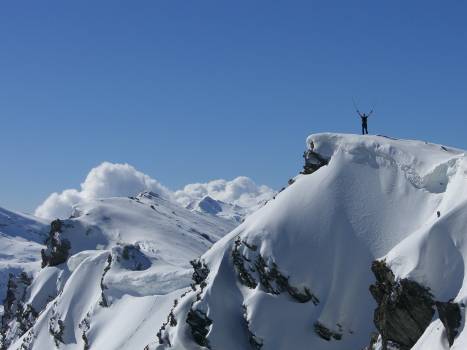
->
0, 208, 47, 314
4, 133, 467, 350
5, 191, 238, 350
151, 133, 467, 350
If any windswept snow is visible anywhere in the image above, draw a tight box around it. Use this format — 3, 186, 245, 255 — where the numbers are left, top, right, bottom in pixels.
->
6, 191, 238, 349
6, 133, 467, 350
0, 207, 47, 314
153, 133, 467, 350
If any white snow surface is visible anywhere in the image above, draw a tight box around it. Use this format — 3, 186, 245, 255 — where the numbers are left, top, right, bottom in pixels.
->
153, 133, 467, 350
7, 191, 237, 350
6, 133, 467, 350
174, 176, 274, 218
0, 207, 47, 314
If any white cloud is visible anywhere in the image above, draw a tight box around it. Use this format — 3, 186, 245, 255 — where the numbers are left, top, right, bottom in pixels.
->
174, 176, 274, 210
35, 162, 275, 221
35, 162, 171, 220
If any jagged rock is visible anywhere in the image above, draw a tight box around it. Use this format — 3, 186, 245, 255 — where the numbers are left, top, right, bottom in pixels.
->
117, 244, 151, 271
436, 301, 462, 347
301, 145, 329, 175
49, 304, 65, 347
232, 238, 319, 304
0, 273, 36, 350
99, 254, 113, 307
232, 238, 258, 289
79, 314, 91, 350
197, 196, 222, 215
186, 308, 212, 348
190, 259, 210, 285
369, 260, 435, 350
242, 305, 263, 349
156, 298, 183, 346
314, 321, 342, 341
41, 219, 71, 267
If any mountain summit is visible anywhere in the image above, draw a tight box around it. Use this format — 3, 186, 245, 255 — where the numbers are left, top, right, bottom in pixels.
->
3, 133, 467, 350
150, 133, 467, 350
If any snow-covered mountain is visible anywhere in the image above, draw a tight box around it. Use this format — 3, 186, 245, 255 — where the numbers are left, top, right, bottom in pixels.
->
0, 208, 47, 314
1, 191, 238, 349
4, 133, 467, 350
148, 133, 467, 350
186, 196, 247, 223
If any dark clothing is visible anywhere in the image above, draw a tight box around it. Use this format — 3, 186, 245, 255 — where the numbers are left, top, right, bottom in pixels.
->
362, 124, 368, 135
360, 116, 369, 135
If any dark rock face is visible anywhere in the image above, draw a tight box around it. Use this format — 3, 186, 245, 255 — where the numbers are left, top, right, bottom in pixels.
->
156, 258, 211, 347
117, 244, 151, 271
49, 306, 65, 347
436, 301, 462, 347
242, 305, 263, 349
186, 309, 212, 348
190, 259, 210, 286
301, 149, 329, 175
197, 196, 222, 215
369, 260, 435, 350
41, 219, 71, 268
232, 238, 319, 304
79, 314, 91, 350
232, 238, 258, 289
99, 255, 113, 307
0, 273, 36, 350
314, 322, 342, 341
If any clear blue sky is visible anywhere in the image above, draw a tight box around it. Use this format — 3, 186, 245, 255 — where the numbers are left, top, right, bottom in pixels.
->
1, 1, 466, 213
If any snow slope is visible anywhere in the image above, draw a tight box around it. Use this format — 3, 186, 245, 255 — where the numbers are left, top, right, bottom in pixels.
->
186, 196, 248, 223
151, 133, 467, 350
0, 207, 47, 314
6, 191, 238, 350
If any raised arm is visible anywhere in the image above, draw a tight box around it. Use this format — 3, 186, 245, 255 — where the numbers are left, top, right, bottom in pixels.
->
368, 109, 374, 117
356, 110, 363, 117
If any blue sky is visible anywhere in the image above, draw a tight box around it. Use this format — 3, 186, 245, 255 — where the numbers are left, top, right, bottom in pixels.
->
1, 1, 466, 213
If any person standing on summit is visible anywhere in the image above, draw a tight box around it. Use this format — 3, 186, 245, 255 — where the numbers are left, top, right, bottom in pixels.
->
357, 109, 373, 135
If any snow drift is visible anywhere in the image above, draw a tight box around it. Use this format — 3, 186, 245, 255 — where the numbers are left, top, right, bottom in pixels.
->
3, 191, 238, 350
150, 133, 467, 350
5, 132, 467, 350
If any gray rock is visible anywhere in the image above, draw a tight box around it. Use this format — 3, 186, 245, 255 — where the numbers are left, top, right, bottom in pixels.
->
369, 260, 435, 350
436, 301, 462, 347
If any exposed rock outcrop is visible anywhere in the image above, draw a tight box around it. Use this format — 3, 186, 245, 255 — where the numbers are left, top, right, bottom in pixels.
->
314, 321, 342, 341
78, 314, 91, 350
41, 219, 71, 268
186, 308, 212, 348
190, 259, 210, 286
99, 254, 113, 307
48, 303, 65, 347
301, 142, 329, 175
435, 301, 462, 347
242, 305, 263, 349
0, 273, 36, 350
369, 260, 435, 350
116, 244, 151, 271
232, 238, 319, 304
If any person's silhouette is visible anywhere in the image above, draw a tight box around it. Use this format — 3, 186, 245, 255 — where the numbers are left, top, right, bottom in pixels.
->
357, 110, 373, 135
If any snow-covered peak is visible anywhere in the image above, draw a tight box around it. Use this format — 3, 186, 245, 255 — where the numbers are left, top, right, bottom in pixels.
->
308, 132, 463, 173
0, 207, 47, 316
186, 196, 245, 223
4, 189, 240, 349
195, 196, 223, 215
152, 133, 467, 350
7, 133, 467, 350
